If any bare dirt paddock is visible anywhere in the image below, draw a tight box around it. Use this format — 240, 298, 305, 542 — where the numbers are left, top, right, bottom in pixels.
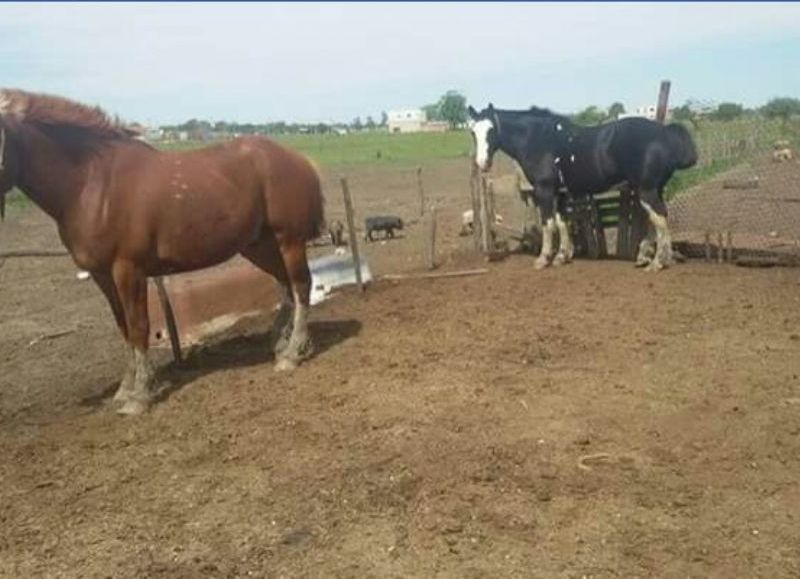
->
2, 161, 800, 578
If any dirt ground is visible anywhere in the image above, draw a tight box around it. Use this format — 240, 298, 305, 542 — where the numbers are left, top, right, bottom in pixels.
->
2, 157, 800, 578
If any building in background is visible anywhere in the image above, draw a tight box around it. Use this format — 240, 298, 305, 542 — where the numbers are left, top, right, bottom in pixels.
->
387, 109, 450, 133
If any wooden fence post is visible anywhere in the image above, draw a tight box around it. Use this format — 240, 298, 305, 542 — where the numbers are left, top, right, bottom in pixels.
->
656, 80, 671, 124
416, 166, 425, 218
426, 207, 437, 270
340, 177, 364, 293
470, 165, 482, 251
725, 231, 733, 262
479, 175, 492, 254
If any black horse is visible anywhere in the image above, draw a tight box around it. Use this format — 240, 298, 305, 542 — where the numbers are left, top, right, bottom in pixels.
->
467, 104, 697, 271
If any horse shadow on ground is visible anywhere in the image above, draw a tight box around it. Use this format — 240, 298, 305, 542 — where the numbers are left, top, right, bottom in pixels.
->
79, 318, 362, 410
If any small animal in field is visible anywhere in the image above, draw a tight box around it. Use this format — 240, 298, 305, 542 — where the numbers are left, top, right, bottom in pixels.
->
328, 219, 345, 247
772, 141, 793, 162
364, 215, 403, 241
459, 209, 503, 236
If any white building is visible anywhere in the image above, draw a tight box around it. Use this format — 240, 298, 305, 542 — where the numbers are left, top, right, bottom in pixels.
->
386, 108, 450, 133
387, 109, 426, 133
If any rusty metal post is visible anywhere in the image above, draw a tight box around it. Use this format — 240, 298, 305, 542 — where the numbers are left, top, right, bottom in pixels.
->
340, 177, 364, 293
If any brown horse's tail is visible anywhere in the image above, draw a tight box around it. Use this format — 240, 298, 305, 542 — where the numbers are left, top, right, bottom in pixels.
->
306, 158, 326, 241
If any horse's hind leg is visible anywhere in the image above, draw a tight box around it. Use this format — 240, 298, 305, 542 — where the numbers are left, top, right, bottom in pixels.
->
274, 239, 313, 372
91, 272, 136, 404
639, 189, 672, 271
240, 237, 294, 355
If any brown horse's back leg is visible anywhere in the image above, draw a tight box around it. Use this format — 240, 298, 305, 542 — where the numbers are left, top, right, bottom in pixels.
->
91, 272, 136, 404
111, 261, 155, 415
240, 236, 294, 355
274, 238, 313, 372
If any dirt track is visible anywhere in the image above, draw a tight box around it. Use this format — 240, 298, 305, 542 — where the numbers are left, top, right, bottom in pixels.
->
2, 159, 800, 578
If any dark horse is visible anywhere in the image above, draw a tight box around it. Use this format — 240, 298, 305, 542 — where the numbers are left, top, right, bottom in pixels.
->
467, 104, 697, 271
0, 89, 325, 415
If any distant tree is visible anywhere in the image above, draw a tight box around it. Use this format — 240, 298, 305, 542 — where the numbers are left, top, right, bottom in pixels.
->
572, 105, 606, 126
422, 103, 440, 121
365, 116, 376, 130
351, 117, 363, 131
437, 90, 468, 129
761, 97, 800, 121
710, 102, 744, 121
608, 102, 626, 119
380, 111, 388, 126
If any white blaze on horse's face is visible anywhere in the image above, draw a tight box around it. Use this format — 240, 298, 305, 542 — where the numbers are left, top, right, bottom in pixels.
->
470, 118, 495, 172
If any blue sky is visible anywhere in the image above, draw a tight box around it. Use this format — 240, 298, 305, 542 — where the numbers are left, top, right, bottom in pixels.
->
1, 2, 798, 125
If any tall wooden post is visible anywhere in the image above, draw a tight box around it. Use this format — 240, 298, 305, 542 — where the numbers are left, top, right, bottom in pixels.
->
479, 175, 492, 254
416, 166, 425, 218
340, 177, 364, 293
470, 164, 482, 251
426, 207, 437, 270
656, 80, 671, 124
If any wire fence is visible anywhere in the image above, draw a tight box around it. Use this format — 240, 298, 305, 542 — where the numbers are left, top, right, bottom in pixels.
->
668, 117, 800, 265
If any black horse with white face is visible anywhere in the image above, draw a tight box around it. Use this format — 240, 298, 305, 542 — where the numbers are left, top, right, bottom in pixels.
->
467, 104, 697, 271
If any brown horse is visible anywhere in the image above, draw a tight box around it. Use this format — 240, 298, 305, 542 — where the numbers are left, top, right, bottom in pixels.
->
0, 89, 325, 415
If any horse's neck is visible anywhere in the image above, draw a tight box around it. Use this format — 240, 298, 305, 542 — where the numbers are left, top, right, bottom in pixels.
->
16, 125, 92, 222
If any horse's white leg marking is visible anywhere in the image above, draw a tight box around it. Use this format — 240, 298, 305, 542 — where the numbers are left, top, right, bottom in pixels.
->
271, 283, 294, 354
635, 221, 657, 267
553, 212, 573, 265
275, 289, 311, 372
535, 218, 556, 270
640, 201, 672, 271
117, 348, 155, 416
113, 346, 136, 403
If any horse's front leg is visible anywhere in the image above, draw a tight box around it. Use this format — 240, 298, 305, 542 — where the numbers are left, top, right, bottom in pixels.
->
111, 261, 155, 415
553, 210, 574, 265
90, 273, 137, 404
534, 187, 557, 270
639, 191, 672, 271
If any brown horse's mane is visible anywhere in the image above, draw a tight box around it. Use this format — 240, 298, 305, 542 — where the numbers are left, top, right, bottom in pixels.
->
0, 88, 140, 140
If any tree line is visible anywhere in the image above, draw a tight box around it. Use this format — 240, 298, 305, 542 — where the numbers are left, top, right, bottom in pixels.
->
160, 94, 800, 138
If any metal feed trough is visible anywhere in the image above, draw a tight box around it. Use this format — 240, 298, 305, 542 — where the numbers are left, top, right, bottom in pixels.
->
148, 251, 371, 358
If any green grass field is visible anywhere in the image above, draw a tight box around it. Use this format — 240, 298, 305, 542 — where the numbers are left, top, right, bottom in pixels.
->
161, 130, 473, 168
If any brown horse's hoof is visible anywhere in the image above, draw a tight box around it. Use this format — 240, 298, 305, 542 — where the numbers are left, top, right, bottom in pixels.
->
534, 257, 550, 270
116, 398, 150, 416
